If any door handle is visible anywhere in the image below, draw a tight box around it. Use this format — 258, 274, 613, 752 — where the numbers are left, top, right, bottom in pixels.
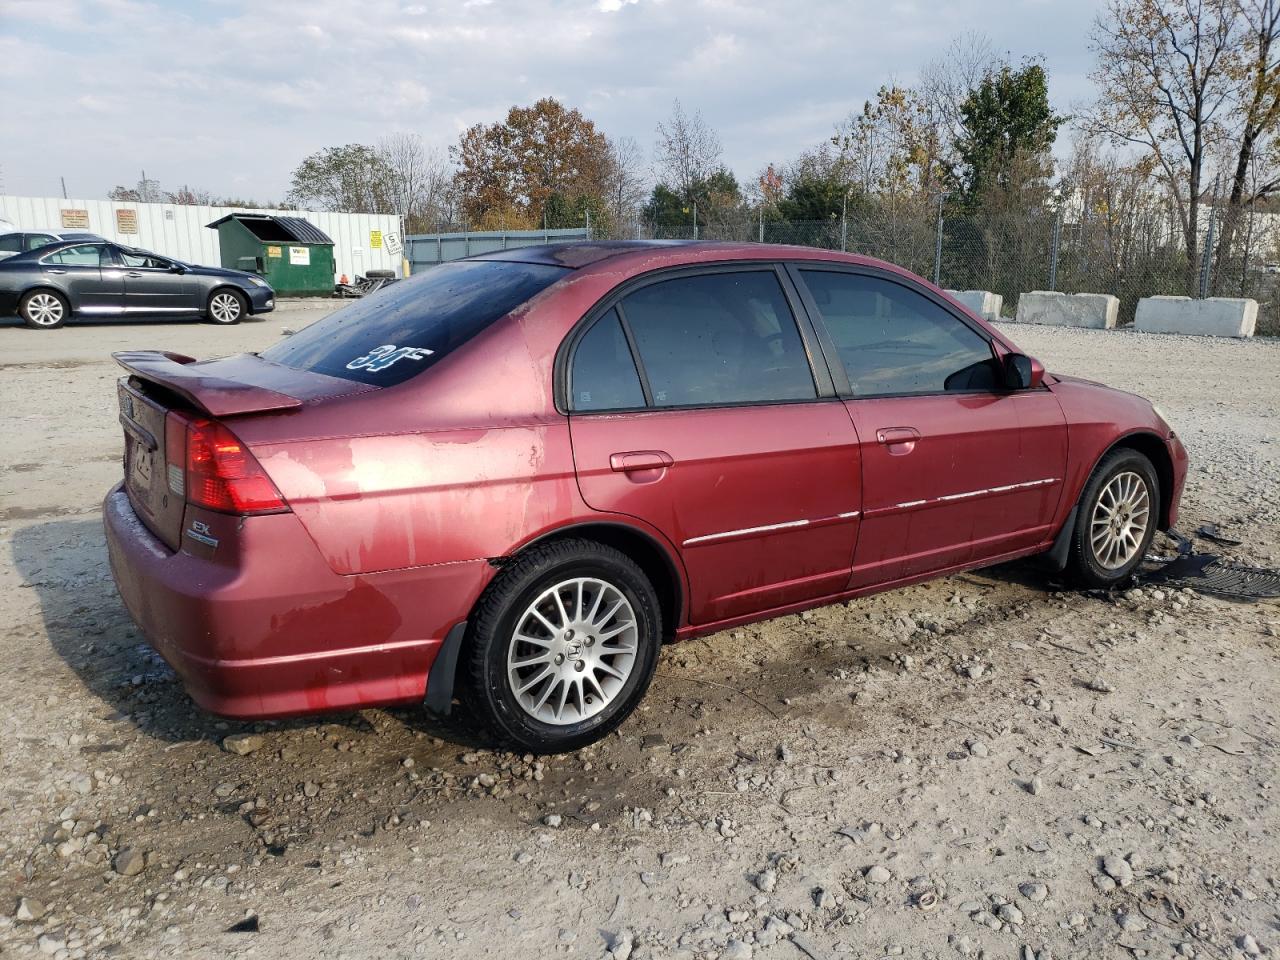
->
876, 427, 920, 454
126, 271, 143, 278
609, 450, 674, 472
46, 268, 67, 275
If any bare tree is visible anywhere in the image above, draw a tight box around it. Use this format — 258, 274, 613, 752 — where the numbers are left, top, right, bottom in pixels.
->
654, 100, 723, 202
379, 133, 452, 232
1213, 0, 1280, 283
1088, 0, 1239, 293
602, 135, 647, 233
919, 31, 997, 174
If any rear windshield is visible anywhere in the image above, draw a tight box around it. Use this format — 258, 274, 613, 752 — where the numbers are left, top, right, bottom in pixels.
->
261, 259, 569, 386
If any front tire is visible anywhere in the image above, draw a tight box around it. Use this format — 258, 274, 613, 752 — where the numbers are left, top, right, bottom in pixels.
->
20, 290, 68, 329
206, 289, 246, 325
460, 539, 662, 754
1067, 448, 1160, 588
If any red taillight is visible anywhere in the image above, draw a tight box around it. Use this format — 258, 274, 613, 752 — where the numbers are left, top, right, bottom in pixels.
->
168, 415, 287, 515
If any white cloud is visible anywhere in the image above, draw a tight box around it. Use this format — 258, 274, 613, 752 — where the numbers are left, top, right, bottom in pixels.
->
1, 0, 1109, 202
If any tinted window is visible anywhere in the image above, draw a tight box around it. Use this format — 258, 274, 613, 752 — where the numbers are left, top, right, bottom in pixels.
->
620, 271, 816, 407
0, 235, 19, 253
799, 270, 999, 395
262, 259, 568, 386
42, 244, 109, 266
571, 309, 645, 411
24, 234, 57, 251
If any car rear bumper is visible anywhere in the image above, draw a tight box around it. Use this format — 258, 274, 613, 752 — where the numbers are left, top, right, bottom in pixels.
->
102, 485, 487, 719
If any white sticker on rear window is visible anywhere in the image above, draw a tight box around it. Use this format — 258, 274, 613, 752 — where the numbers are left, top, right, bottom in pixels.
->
346, 344, 434, 372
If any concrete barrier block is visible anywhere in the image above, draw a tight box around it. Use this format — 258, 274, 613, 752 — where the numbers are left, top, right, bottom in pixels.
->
1014, 291, 1119, 329
1134, 296, 1257, 337
945, 289, 1003, 322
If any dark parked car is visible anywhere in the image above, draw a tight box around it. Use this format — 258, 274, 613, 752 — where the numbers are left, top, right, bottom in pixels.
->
0, 239, 274, 329
0, 228, 105, 260
104, 241, 1187, 753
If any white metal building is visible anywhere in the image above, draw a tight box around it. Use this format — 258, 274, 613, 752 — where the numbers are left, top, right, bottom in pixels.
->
0, 196, 403, 284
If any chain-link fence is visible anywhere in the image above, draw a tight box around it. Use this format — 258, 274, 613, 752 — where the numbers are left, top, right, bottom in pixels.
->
626, 204, 1279, 335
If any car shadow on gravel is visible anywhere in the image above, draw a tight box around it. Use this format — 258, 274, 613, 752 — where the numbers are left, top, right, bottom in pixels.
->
10, 516, 457, 749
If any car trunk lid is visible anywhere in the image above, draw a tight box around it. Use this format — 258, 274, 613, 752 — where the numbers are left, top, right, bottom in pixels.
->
114, 351, 375, 550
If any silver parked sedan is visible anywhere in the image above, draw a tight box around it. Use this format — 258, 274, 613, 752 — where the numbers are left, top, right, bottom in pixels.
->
0, 239, 275, 329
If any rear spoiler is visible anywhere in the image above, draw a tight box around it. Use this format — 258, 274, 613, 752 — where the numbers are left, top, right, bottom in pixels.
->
112, 351, 303, 417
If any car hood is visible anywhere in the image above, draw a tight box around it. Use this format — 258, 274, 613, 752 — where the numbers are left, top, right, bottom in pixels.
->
185, 264, 264, 283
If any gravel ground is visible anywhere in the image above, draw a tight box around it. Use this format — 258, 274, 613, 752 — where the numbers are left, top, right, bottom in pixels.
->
0, 307, 1277, 960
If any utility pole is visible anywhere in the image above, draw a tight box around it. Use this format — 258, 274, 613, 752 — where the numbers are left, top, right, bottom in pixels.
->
693, 202, 698, 241
933, 191, 948, 287
60, 176, 68, 200
1199, 176, 1221, 298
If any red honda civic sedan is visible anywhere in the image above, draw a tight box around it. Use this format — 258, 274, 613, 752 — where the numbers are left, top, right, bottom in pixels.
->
104, 242, 1188, 752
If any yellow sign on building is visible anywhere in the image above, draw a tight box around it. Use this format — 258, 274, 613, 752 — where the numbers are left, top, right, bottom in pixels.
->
370, 230, 383, 249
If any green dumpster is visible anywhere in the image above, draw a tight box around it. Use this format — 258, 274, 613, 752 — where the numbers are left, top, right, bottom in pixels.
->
206, 213, 335, 297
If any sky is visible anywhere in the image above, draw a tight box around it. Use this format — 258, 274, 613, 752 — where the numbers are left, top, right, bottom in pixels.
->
0, 0, 1109, 203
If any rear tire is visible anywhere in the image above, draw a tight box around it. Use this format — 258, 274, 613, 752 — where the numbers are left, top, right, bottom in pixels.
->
206, 289, 246, 325
1067, 448, 1160, 588
460, 539, 661, 754
20, 289, 68, 329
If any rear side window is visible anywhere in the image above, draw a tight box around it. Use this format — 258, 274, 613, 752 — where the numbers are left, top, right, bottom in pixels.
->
799, 270, 999, 396
42, 244, 108, 266
570, 309, 645, 411
262, 259, 568, 386
0, 235, 19, 253
619, 271, 816, 408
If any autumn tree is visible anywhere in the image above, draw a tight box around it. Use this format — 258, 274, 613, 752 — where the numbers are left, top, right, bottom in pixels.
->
451, 97, 610, 229
1089, 0, 1238, 293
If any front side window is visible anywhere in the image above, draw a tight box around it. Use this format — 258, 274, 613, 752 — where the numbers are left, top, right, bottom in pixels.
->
570, 308, 645, 411
619, 271, 816, 408
42, 244, 108, 266
121, 251, 169, 269
24, 234, 56, 251
0, 235, 19, 253
799, 270, 999, 396
263, 258, 568, 386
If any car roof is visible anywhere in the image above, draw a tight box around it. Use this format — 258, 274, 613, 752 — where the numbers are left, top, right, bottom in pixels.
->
468, 239, 899, 274
470, 239, 697, 268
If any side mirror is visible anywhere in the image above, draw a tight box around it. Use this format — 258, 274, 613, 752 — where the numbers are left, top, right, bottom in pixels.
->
1002, 352, 1044, 390
169, 263, 187, 274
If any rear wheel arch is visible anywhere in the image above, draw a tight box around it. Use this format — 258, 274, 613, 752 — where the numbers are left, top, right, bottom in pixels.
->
505, 521, 686, 641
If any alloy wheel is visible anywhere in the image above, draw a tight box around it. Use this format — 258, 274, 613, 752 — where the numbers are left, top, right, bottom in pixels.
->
1090, 470, 1151, 570
506, 577, 638, 725
26, 293, 64, 326
210, 292, 242, 323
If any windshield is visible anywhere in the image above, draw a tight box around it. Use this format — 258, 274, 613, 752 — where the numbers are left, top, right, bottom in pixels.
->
261, 259, 569, 386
